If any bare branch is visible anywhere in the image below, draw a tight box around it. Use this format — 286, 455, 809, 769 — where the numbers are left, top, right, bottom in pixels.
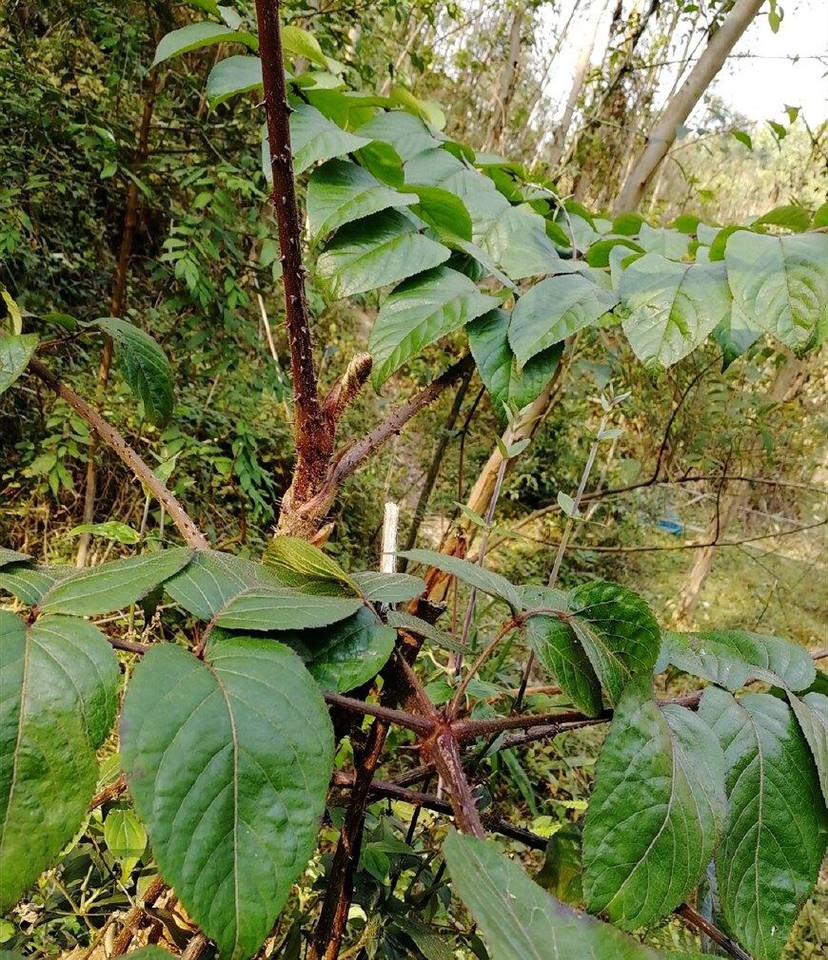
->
28, 358, 208, 550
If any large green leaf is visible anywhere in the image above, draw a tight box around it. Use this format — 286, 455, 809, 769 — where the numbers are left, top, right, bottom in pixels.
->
406, 185, 473, 240
369, 266, 499, 386
281, 606, 396, 692
0, 334, 37, 397
698, 689, 827, 960
619, 255, 731, 369
121, 638, 333, 960
37, 548, 192, 615
290, 103, 371, 175
316, 210, 450, 299
443, 832, 661, 960
399, 549, 522, 611
724, 231, 827, 349
93, 317, 175, 425
483, 206, 578, 281
306, 159, 417, 241
522, 585, 602, 717
468, 309, 563, 420
789, 692, 828, 804
551, 581, 661, 707
152, 22, 257, 67
0, 549, 29, 569
664, 629, 815, 692
0, 564, 73, 606
281, 24, 332, 71
164, 549, 361, 628
583, 679, 725, 928
509, 274, 618, 369
262, 535, 357, 595
0, 612, 119, 911
351, 571, 425, 604
206, 55, 262, 107
355, 111, 441, 162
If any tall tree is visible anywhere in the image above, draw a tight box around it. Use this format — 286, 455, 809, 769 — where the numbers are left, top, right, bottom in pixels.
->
615, 0, 766, 212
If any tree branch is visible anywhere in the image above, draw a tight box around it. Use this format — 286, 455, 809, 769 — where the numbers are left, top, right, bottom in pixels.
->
28, 358, 208, 550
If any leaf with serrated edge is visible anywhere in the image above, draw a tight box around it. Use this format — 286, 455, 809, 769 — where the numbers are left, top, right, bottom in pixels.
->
509, 274, 618, 369
0, 334, 38, 397
262, 536, 357, 595
38, 548, 192, 615
121, 638, 333, 960
399, 549, 522, 611
583, 679, 725, 928
619, 255, 731, 368
290, 103, 371, 175
316, 210, 450, 300
0, 565, 74, 606
280, 607, 396, 692
725, 231, 827, 349
664, 629, 815, 692
0, 548, 29, 569
352, 571, 425, 604
93, 317, 175, 425
789, 692, 828, 805
369, 266, 499, 387
698, 688, 827, 960
563, 581, 660, 706
443, 831, 661, 960
0, 612, 119, 911
306, 159, 417, 241
522, 585, 603, 717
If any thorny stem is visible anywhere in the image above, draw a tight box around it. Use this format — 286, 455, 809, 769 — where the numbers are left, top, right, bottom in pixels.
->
28, 358, 208, 550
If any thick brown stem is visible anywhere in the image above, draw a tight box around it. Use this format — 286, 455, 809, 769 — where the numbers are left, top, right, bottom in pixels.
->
255, 0, 335, 534
28, 359, 208, 549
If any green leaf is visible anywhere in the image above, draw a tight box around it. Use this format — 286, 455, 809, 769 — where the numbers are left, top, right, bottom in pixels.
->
753, 204, 811, 232
351, 571, 425, 604
355, 111, 442, 162
712, 307, 762, 370
37, 548, 192, 615
0, 565, 73, 606
619, 255, 731, 369
316, 210, 450, 300
0, 549, 29, 570
262, 536, 357, 595
399, 549, 522, 611
724, 231, 828, 349
583, 679, 726, 928
586, 237, 643, 268
537, 823, 583, 905
385, 610, 464, 653
206, 55, 262, 107
698, 688, 827, 960
93, 317, 175, 425
732, 129, 753, 149
0, 612, 119, 911
406, 185, 473, 240
559, 581, 661, 707
789, 692, 828, 804
486, 206, 579, 280
0, 334, 37, 397
636, 224, 690, 260
812, 201, 828, 229
468, 309, 563, 420
307, 159, 417, 241
522, 585, 603, 717
164, 550, 362, 629
281, 24, 330, 70
290, 103, 371, 175
103, 807, 147, 877
121, 638, 333, 960
152, 23, 257, 67
280, 606, 396, 692
164, 550, 276, 619
664, 629, 815, 692
66, 521, 141, 545
443, 831, 662, 960
369, 266, 499, 387
216, 588, 362, 632
509, 274, 618, 369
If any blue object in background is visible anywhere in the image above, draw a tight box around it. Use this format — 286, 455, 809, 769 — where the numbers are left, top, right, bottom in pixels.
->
656, 518, 684, 536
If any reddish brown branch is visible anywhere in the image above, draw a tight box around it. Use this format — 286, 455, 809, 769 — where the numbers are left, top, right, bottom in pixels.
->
675, 903, 753, 960
28, 358, 208, 549
323, 691, 436, 735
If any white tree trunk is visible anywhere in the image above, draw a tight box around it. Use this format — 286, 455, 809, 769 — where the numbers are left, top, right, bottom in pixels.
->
614, 0, 765, 213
